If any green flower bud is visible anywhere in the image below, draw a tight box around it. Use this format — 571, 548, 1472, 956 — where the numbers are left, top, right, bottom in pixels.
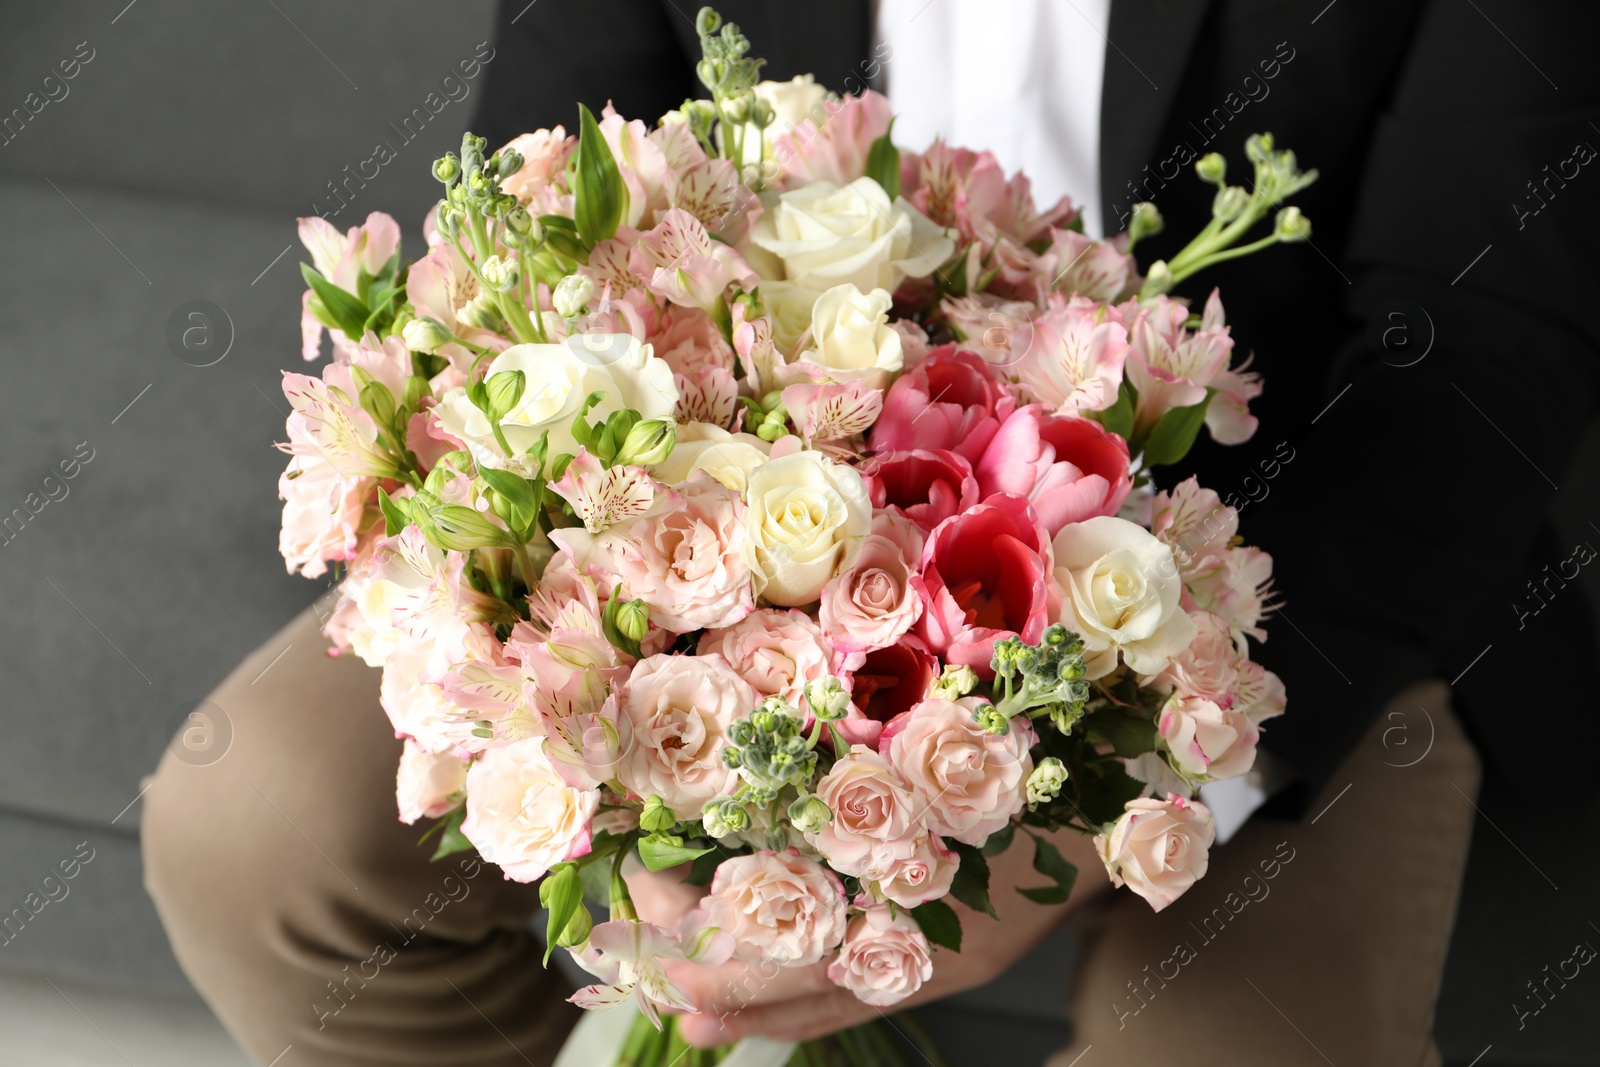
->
480, 254, 519, 294
751, 709, 778, 735
434, 201, 462, 238
614, 418, 676, 467
1275, 206, 1310, 242
787, 795, 832, 834
1212, 186, 1250, 222
417, 503, 509, 551
931, 664, 980, 700
455, 292, 504, 332
1128, 201, 1165, 243
432, 153, 461, 185
1026, 757, 1068, 810
1195, 152, 1227, 186
497, 148, 524, 179
696, 6, 721, 37
974, 704, 1010, 735
614, 599, 650, 643
721, 93, 753, 124
803, 676, 851, 722
1142, 260, 1174, 295
403, 317, 452, 354
701, 798, 750, 839
640, 795, 677, 834
552, 274, 595, 318
765, 823, 790, 852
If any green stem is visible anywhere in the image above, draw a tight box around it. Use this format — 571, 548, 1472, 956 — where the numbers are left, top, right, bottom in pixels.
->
1166, 233, 1282, 285
892, 1013, 948, 1067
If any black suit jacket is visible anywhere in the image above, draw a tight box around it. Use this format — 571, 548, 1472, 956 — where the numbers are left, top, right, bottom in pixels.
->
476, 0, 1600, 815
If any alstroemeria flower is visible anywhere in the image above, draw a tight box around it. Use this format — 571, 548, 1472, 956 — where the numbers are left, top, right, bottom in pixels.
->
1014, 295, 1129, 415
571, 919, 734, 1028
631, 208, 759, 314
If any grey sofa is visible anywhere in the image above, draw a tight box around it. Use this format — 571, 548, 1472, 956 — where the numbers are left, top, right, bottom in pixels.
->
2, 3, 1597, 1065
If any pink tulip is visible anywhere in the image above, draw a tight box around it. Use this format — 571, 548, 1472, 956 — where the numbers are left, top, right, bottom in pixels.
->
975, 406, 1131, 536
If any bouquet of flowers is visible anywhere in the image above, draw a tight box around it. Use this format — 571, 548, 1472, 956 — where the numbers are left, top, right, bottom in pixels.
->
276, 8, 1312, 1063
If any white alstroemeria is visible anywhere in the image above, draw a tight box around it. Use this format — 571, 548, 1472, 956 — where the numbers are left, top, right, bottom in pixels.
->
569, 919, 734, 1029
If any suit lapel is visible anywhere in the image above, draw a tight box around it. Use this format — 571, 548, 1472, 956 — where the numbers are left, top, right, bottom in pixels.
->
1099, 0, 1214, 231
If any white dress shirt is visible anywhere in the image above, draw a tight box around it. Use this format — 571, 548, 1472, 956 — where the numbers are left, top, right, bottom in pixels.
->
874, 0, 1112, 236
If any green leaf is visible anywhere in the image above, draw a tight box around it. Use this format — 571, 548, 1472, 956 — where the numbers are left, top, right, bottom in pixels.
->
1095, 379, 1137, 442
1083, 708, 1158, 759
377, 487, 411, 537
573, 103, 626, 244
910, 899, 963, 952
537, 214, 591, 262
363, 286, 399, 333
980, 821, 1016, 858
539, 863, 586, 965
300, 262, 369, 339
1073, 762, 1149, 826
1140, 388, 1215, 467
865, 124, 900, 200
637, 834, 715, 872
945, 839, 997, 919
427, 809, 474, 861
359, 380, 398, 434
1017, 834, 1078, 905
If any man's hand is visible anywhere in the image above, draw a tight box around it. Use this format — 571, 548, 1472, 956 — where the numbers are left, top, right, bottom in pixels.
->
643, 829, 1110, 1047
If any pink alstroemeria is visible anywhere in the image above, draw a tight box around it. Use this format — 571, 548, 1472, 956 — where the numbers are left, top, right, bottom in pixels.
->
1014, 295, 1129, 415
630, 208, 758, 315
771, 91, 893, 188
570, 920, 734, 1029
1121, 291, 1247, 441
782, 379, 884, 452
549, 450, 661, 534
297, 211, 400, 293
974, 406, 1132, 537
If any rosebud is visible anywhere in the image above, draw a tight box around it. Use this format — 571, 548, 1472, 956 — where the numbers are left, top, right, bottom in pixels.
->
1195, 153, 1227, 186
614, 599, 650, 643
480, 254, 519, 293
640, 796, 677, 834
787, 795, 832, 834
1275, 206, 1310, 242
614, 419, 676, 466
552, 273, 595, 318
403, 317, 451, 354
1026, 757, 1068, 810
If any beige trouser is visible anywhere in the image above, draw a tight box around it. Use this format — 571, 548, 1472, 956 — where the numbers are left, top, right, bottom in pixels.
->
144, 606, 1478, 1066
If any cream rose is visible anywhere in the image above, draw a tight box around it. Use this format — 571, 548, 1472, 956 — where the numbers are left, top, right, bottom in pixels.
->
749, 177, 955, 293
797, 284, 903, 388
699, 608, 835, 706
744, 450, 872, 606
873, 833, 960, 908
760, 280, 824, 355
613, 654, 758, 819
395, 739, 468, 824
826, 907, 934, 1007
435, 334, 677, 465
460, 737, 598, 883
649, 422, 772, 494
886, 697, 1034, 846
1053, 515, 1198, 679
754, 75, 830, 144
1095, 794, 1215, 912
1158, 693, 1259, 781
805, 747, 919, 879
690, 849, 848, 966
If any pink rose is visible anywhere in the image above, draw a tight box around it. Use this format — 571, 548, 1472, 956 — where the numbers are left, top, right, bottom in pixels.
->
613, 654, 758, 819
395, 739, 467, 825
1158, 693, 1259, 781
826, 906, 934, 1008
874, 833, 960, 908
806, 747, 919, 879
818, 512, 924, 654
554, 480, 753, 633
1095, 794, 1215, 912
837, 640, 938, 750
689, 850, 848, 966
461, 738, 598, 883
914, 494, 1055, 672
885, 697, 1034, 846
860, 449, 981, 535
975, 407, 1132, 537
1157, 611, 1242, 707
870, 345, 1017, 461
700, 608, 836, 707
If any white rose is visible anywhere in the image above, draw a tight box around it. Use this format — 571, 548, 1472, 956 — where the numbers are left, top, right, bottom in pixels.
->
761, 280, 824, 355
749, 177, 955, 293
755, 75, 831, 138
435, 334, 677, 466
1053, 515, 1198, 679
798, 284, 903, 388
651, 422, 772, 494
461, 737, 598, 883
744, 450, 872, 606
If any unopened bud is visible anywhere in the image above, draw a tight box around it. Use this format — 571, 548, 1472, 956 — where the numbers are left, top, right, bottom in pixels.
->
1275, 206, 1310, 242
614, 418, 676, 466
1212, 186, 1250, 222
1195, 153, 1227, 186
480, 254, 519, 293
932, 664, 979, 700
1026, 757, 1068, 810
552, 273, 595, 318
974, 705, 1009, 735
432, 154, 461, 185
614, 599, 650, 643
803, 676, 851, 722
701, 798, 750, 839
403, 317, 451, 354
787, 795, 831, 834
1128, 201, 1164, 243
496, 148, 524, 179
